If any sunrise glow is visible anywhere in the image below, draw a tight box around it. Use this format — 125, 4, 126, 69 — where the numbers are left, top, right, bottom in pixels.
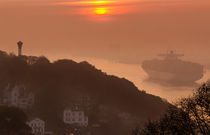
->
54, 0, 131, 21
55, 1, 115, 6
94, 7, 108, 15
87, 1, 115, 5
1, 2, 210, 134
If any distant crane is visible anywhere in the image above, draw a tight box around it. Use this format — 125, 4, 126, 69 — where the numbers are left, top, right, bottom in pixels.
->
17, 41, 23, 56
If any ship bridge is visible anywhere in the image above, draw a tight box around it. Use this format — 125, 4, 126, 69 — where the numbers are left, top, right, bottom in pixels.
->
158, 51, 184, 60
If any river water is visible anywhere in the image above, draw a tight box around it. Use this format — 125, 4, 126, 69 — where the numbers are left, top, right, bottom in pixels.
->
70, 57, 210, 103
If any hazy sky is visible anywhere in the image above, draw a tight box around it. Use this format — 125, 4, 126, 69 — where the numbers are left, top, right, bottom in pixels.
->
0, 0, 210, 63
0, 0, 210, 101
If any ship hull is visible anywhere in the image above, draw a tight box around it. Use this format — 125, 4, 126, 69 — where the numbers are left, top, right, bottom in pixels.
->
144, 69, 202, 83
142, 59, 204, 85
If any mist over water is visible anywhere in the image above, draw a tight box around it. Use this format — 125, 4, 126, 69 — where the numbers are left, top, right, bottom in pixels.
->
51, 55, 210, 103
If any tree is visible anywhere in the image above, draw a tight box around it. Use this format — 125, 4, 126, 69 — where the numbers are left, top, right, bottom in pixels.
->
139, 82, 210, 135
179, 83, 210, 135
140, 106, 196, 135
0, 106, 32, 135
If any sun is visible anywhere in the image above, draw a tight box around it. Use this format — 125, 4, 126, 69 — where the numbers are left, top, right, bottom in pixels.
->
94, 7, 108, 15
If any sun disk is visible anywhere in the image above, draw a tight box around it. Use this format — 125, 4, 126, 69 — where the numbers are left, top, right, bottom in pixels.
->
95, 7, 109, 15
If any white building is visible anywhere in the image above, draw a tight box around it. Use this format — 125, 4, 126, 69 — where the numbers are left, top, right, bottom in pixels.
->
63, 106, 88, 127
0, 84, 34, 109
28, 118, 45, 135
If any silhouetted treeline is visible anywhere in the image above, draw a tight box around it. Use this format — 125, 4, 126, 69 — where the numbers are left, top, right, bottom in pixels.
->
0, 50, 169, 135
135, 83, 210, 135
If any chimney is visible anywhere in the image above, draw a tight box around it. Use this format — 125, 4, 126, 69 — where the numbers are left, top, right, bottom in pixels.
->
17, 41, 23, 56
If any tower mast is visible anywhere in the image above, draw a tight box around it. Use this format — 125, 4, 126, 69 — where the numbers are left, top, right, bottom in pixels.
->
17, 41, 23, 56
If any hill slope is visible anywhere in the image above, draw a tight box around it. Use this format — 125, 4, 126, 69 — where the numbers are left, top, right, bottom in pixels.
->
0, 50, 169, 135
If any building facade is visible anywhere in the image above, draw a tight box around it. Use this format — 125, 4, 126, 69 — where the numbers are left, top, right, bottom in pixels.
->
0, 84, 34, 109
28, 118, 45, 135
63, 107, 88, 127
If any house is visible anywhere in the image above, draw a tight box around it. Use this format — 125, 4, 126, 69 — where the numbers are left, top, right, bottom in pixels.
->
28, 118, 45, 135
0, 84, 34, 109
63, 106, 88, 127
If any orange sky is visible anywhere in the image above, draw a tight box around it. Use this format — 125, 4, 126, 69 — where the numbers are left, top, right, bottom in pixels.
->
0, 0, 209, 63
0, 0, 210, 101
0, 0, 210, 59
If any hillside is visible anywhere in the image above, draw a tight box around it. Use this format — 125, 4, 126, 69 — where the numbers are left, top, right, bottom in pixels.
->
0, 50, 169, 135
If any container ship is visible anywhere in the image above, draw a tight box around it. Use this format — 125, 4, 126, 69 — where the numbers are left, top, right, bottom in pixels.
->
142, 51, 204, 85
